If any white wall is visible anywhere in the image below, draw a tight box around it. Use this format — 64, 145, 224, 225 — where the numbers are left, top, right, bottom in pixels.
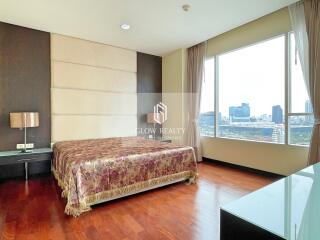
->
202, 137, 308, 176
51, 34, 137, 142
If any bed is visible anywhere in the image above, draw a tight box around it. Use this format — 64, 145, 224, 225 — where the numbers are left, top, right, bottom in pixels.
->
52, 136, 198, 216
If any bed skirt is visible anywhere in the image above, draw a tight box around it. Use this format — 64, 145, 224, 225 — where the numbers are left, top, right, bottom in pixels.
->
53, 169, 196, 217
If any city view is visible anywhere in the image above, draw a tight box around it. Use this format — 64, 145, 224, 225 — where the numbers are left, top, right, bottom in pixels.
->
199, 34, 313, 146
199, 100, 313, 145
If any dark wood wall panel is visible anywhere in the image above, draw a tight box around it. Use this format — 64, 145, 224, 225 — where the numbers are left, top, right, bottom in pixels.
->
137, 52, 162, 138
0, 22, 51, 151
0, 22, 51, 179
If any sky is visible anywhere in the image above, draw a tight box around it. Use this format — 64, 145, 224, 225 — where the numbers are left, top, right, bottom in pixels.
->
200, 34, 309, 117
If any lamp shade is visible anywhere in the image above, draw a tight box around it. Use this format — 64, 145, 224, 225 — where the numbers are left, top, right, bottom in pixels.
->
147, 113, 160, 124
10, 112, 39, 129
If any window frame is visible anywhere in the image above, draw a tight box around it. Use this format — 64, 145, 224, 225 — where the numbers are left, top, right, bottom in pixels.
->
199, 56, 216, 137
287, 32, 313, 146
201, 32, 312, 147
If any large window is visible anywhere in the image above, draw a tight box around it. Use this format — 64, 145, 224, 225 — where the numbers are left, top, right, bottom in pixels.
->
218, 36, 285, 143
288, 33, 314, 146
199, 58, 215, 137
200, 33, 313, 146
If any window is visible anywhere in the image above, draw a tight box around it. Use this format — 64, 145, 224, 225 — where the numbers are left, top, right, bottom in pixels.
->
199, 58, 215, 137
288, 33, 314, 146
218, 36, 285, 143
200, 32, 313, 146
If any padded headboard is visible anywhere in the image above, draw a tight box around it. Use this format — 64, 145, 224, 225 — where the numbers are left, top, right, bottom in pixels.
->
51, 34, 137, 142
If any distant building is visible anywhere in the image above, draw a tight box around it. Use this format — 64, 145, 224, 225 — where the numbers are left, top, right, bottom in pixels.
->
199, 111, 222, 125
305, 100, 313, 123
305, 100, 313, 113
229, 103, 250, 122
272, 105, 283, 124
272, 125, 285, 143
260, 114, 272, 122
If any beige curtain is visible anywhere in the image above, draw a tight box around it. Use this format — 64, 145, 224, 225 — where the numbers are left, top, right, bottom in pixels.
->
304, 0, 320, 165
186, 42, 206, 162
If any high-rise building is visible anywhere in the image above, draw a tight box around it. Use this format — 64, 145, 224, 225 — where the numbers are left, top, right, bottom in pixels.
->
199, 111, 222, 126
305, 100, 313, 113
229, 103, 250, 122
272, 105, 283, 124
305, 100, 313, 123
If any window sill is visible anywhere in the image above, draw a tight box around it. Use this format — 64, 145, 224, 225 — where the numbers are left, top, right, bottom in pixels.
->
200, 135, 310, 148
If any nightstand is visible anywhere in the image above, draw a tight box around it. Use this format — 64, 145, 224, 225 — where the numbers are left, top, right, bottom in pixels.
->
0, 148, 52, 180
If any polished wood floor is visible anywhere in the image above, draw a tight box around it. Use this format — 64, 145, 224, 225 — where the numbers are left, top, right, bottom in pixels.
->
0, 161, 276, 240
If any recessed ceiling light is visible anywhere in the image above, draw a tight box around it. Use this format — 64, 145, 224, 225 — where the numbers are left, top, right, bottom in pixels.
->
182, 4, 191, 12
120, 24, 130, 30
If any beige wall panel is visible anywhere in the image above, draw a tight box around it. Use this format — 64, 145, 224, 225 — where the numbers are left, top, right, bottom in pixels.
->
201, 137, 308, 176
51, 34, 138, 142
52, 115, 137, 142
52, 61, 136, 92
52, 88, 137, 115
51, 34, 137, 72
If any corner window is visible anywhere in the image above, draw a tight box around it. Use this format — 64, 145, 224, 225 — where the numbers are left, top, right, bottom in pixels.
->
200, 33, 313, 146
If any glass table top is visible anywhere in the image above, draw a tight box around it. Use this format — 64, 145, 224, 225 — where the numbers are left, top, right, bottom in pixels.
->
0, 148, 52, 157
221, 163, 320, 240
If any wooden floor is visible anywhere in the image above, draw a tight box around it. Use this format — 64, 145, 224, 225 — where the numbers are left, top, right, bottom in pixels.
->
0, 161, 276, 240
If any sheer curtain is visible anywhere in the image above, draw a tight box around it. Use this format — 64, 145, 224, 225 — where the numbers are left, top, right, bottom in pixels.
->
186, 42, 206, 162
289, 0, 320, 165
289, 1, 310, 93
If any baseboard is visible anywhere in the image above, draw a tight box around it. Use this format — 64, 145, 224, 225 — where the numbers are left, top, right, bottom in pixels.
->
202, 157, 284, 179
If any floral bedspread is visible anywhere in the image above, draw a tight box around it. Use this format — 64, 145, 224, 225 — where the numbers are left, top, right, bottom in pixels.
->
52, 137, 197, 216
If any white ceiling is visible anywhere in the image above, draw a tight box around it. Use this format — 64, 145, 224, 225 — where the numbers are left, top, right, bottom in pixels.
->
0, 0, 298, 56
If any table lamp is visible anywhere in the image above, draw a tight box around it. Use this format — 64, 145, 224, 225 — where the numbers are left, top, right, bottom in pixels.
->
147, 113, 160, 139
10, 112, 39, 152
